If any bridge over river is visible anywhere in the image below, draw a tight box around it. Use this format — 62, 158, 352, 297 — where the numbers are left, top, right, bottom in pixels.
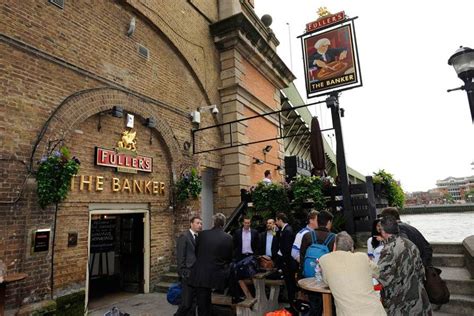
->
401, 203, 474, 215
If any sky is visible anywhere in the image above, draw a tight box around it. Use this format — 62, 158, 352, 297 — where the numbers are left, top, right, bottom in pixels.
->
254, 0, 474, 192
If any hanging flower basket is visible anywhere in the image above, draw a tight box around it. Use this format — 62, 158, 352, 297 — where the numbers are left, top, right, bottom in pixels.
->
36, 147, 80, 209
175, 167, 202, 203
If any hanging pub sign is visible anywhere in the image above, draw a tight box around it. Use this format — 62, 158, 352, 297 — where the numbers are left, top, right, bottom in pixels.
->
300, 7, 362, 98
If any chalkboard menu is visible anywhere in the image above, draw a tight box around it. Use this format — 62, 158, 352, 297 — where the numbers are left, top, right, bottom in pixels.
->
91, 219, 116, 253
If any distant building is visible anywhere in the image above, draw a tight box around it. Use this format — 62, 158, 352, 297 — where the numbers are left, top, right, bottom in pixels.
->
405, 190, 444, 206
436, 176, 474, 201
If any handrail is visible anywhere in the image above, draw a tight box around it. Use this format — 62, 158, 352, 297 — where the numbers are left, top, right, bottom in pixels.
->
224, 200, 247, 233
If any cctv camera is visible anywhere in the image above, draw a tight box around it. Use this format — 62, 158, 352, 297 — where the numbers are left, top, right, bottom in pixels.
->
211, 106, 219, 115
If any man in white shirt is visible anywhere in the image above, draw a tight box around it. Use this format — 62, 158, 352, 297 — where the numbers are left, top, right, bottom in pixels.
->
319, 231, 386, 316
233, 216, 259, 261
259, 218, 277, 258
262, 170, 272, 185
291, 210, 319, 263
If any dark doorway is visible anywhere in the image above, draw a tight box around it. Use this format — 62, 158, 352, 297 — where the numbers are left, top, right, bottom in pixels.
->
88, 213, 144, 302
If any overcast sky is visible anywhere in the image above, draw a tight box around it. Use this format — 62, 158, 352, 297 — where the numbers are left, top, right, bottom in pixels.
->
255, 0, 474, 192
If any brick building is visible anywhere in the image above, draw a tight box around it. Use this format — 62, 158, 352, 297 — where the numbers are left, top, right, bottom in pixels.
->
0, 0, 293, 313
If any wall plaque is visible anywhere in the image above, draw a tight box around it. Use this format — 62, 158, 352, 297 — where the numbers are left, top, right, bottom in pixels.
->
32, 229, 51, 253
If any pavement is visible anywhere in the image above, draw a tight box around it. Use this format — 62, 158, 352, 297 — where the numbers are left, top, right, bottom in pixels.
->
87, 293, 177, 316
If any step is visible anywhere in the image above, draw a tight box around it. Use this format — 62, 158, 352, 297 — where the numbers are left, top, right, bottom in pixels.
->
437, 294, 474, 315
440, 267, 471, 280
169, 265, 177, 273
431, 243, 465, 255
161, 272, 180, 283
446, 278, 474, 295
440, 267, 474, 295
433, 254, 465, 268
155, 281, 174, 293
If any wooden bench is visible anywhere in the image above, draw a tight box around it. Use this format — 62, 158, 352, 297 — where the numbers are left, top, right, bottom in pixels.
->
237, 271, 285, 316
236, 298, 258, 316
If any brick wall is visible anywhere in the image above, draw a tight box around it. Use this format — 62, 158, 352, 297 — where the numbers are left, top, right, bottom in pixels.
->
0, 0, 223, 308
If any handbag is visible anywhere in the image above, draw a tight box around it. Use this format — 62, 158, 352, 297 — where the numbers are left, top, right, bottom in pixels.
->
258, 255, 274, 270
424, 266, 450, 305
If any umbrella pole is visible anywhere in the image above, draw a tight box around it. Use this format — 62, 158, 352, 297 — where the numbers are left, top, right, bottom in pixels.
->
326, 94, 355, 234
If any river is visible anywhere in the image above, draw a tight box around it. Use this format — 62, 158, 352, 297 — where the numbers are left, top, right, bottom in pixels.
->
400, 212, 474, 242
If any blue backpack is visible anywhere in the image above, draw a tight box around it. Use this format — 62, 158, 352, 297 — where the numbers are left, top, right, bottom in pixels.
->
167, 283, 182, 305
302, 231, 335, 278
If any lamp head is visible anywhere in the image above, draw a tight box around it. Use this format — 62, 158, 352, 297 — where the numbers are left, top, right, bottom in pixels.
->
111, 106, 123, 118
448, 46, 474, 82
145, 117, 156, 128
263, 145, 273, 153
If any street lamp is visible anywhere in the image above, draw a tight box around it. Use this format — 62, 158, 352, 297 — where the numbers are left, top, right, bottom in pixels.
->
447, 46, 474, 122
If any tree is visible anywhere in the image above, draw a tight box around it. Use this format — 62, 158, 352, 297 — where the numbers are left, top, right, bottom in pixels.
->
373, 169, 405, 209
465, 189, 474, 203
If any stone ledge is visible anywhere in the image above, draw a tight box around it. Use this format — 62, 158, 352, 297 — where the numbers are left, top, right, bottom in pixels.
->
463, 235, 474, 278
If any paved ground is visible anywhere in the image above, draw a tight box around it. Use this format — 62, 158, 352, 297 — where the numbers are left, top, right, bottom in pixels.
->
88, 293, 177, 316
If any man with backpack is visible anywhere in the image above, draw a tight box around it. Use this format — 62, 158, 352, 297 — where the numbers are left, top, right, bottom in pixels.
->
291, 210, 319, 264
299, 210, 336, 316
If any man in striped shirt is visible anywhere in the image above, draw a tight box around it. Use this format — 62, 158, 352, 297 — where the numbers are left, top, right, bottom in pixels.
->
291, 210, 319, 264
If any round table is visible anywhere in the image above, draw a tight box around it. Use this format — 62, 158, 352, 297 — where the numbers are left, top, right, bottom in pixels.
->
0, 273, 27, 315
298, 277, 333, 316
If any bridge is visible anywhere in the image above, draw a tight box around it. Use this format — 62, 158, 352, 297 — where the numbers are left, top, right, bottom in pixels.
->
402, 203, 474, 215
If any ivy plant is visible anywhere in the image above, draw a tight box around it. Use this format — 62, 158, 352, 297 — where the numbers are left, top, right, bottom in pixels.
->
176, 167, 202, 202
291, 175, 326, 211
36, 147, 80, 209
251, 182, 290, 220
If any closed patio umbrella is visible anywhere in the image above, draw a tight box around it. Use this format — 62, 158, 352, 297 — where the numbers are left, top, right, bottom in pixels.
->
310, 116, 326, 176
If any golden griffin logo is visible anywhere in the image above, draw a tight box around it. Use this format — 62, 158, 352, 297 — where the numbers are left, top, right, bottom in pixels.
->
117, 129, 137, 152
317, 7, 331, 18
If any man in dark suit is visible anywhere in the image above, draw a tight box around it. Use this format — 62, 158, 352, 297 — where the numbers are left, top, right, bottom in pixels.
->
190, 213, 233, 316
233, 215, 259, 261
275, 212, 298, 313
175, 216, 202, 316
258, 218, 278, 258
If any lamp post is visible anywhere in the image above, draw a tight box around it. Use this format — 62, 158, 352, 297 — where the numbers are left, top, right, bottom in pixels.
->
447, 46, 474, 122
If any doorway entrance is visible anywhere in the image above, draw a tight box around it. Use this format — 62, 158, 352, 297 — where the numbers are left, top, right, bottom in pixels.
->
87, 209, 149, 310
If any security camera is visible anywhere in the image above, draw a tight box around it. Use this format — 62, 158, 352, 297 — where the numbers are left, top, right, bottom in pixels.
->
211, 105, 219, 115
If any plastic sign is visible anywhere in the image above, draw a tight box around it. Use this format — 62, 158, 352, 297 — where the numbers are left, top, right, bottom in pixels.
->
306, 11, 345, 33
95, 147, 152, 173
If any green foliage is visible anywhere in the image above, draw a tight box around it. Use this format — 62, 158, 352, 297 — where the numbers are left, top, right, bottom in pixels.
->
291, 175, 326, 211
443, 193, 455, 203
176, 167, 202, 202
331, 212, 346, 233
36, 147, 80, 209
56, 290, 85, 316
373, 169, 405, 209
464, 189, 474, 202
252, 182, 290, 219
